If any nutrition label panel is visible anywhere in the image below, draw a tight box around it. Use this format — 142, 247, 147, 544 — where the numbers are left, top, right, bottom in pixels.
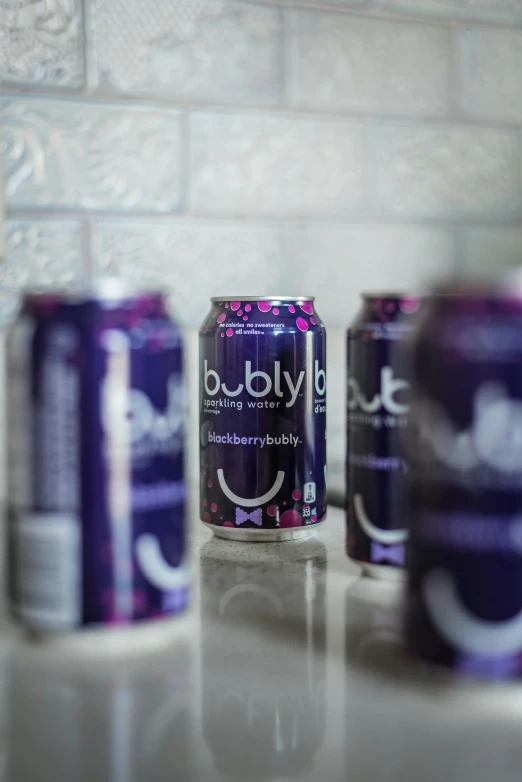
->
11, 513, 81, 628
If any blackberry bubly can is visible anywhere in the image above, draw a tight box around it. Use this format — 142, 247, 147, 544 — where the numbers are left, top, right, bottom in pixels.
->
200, 296, 327, 541
346, 294, 421, 579
7, 282, 188, 635
407, 288, 522, 678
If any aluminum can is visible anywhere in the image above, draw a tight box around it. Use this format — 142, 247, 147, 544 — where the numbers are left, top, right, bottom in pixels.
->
346, 294, 421, 578
199, 296, 327, 541
407, 288, 522, 677
7, 281, 188, 636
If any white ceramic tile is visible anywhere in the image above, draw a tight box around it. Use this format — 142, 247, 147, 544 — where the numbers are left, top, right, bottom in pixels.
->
459, 227, 522, 278
189, 112, 368, 216
376, 124, 521, 219
0, 219, 85, 328
2, 97, 182, 211
93, 218, 293, 326
90, 0, 283, 105
0, 0, 84, 87
294, 223, 455, 327
459, 29, 522, 123
377, 0, 522, 23
291, 10, 450, 117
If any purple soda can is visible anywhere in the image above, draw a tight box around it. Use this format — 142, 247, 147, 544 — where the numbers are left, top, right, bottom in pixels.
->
407, 286, 522, 678
199, 296, 327, 542
7, 281, 189, 638
346, 294, 422, 579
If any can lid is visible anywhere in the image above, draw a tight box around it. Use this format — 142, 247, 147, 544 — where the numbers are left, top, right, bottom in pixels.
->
211, 295, 314, 302
24, 278, 164, 302
361, 291, 418, 300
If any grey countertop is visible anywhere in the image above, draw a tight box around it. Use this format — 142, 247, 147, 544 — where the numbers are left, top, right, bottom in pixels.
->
2, 506, 522, 782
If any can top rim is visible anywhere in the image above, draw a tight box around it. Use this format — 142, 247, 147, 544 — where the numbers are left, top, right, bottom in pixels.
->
362, 292, 418, 300
211, 295, 315, 302
24, 278, 164, 301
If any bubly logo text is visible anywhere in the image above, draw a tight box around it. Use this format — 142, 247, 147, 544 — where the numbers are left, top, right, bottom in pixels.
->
411, 382, 522, 475
348, 367, 409, 416
102, 374, 184, 457
204, 360, 325, 408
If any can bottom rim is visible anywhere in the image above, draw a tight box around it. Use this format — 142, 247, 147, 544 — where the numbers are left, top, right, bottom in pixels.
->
357, 561, 405, 581
203, 522, 323, 543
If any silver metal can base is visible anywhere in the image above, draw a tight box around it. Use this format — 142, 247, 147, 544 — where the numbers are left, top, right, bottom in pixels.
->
359, 561, 405, 582
204, 521, 324, 543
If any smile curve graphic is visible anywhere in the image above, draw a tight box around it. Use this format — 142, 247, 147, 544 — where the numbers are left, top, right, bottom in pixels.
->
135, 534, 189, 590
423, 568, 522, 655
217, 469, 285, 507
219, 584, 285, 618
354, 493, 408, 545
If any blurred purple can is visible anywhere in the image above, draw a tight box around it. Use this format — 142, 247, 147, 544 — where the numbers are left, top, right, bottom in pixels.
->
199, 296, 327, 542
7, 281, 188, 635
346, 294, 422, 579
407, 287, 522, 677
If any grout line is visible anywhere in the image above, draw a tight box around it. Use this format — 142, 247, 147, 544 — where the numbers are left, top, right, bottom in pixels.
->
283, 7, 299, 108
81, 0, 96, 93
453, 225, 466, 278
180, 111, 190, 216
6, 207, 522, 231
83, 216, 95, 280
447, 24, 461, 120
366, 121, 381, 218
239, 0, 522, 32
78, 0, 89, 93
2, 85, 522, 134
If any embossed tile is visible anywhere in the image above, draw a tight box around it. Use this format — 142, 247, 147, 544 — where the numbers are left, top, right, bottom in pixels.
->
93, 219, 293, 326
459, 29, 522, 123
376, 125, 521, 219
2, 97, 182, 211
378, 0, 522, 23
0, 219, 85, 328
291, 11, 450, 117
190, 112, 368, 216
294, 223, 455, 326
459, 227, 522, 277
0, 0, 84, 87
90, 0, 283, 104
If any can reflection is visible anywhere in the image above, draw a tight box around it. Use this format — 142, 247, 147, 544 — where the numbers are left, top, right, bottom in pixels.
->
345, 577, 404, 671
6, 637, 193, 782
200, 537, 326, 781
344, 578, 522, 782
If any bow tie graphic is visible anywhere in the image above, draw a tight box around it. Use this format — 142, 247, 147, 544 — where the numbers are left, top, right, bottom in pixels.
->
371, 541, 405, 567
235, 507, 263, 526
458, 652, 519, 679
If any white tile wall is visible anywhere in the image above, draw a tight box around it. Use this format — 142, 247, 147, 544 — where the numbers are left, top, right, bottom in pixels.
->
0, 0, 84, 88
3, 0, 522, 482
93, 218, 293, 324
294, 223, 455, 324
376, 124, 521, 219
189, 112, 369, 216
459, 227, 522, 277
290, 11, 451, 117
378, 0, 522, 24
90, 0, 284, 105
0, 219, 86, 326
6, 219, 85, 287
459, 28, 522, 123
3, 97, 183, 211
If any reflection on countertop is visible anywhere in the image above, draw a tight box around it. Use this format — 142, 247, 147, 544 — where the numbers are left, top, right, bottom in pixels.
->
2, 507, 522, 781
200, 536, 326, 781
